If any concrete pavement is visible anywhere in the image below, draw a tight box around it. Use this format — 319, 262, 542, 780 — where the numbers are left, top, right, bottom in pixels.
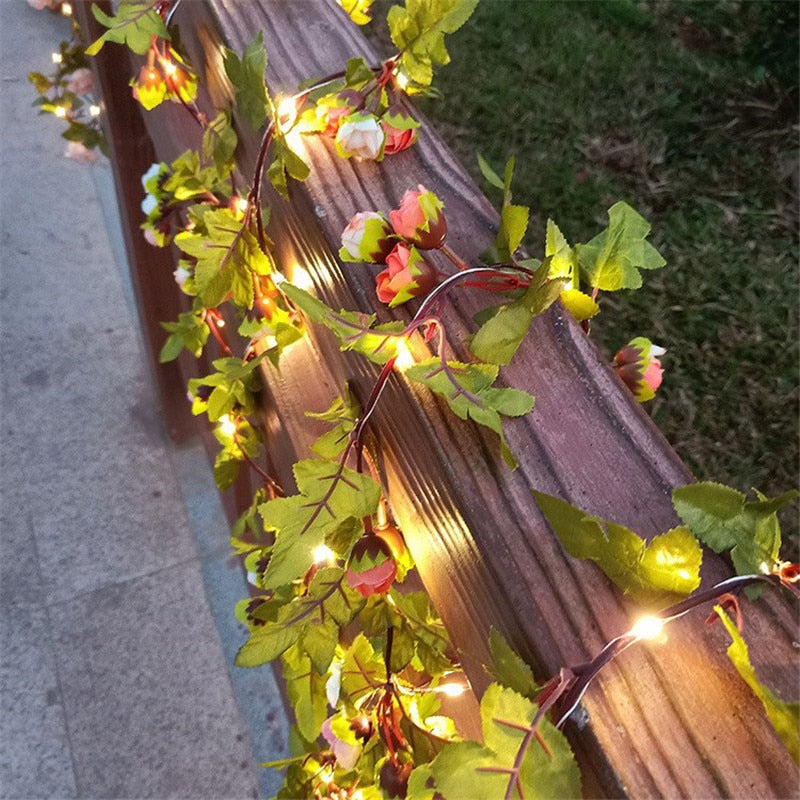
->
0, 2, 288, 797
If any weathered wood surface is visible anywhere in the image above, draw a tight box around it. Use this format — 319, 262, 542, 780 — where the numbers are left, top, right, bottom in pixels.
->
81, 0, 799, 796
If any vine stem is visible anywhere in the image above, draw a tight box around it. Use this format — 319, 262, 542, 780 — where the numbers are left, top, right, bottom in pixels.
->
553, 572, 780, 728
232, 432, 283, 497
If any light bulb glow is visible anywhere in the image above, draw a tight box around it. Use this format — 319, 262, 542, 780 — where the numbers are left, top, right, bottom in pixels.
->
218, 414, 237, 437
276, 95, 298, 133
630, 615, 665, 641
51, 52, 63, 64
89, 104, 102, 117
313, 545, 335, 566
290, 265, 314, 291
393, 338, 415, 372
395, 70, 410, 91
61, 2, 73, 15
235, 196, 249, 213
161, 59, 177, 77
54, 106, 67, 119
437, 682, 466, 698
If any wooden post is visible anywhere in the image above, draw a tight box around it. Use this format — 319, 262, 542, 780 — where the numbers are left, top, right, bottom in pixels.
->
83, 0, 799, 796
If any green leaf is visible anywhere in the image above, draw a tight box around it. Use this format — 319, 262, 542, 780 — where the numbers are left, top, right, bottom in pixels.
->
223, 32, 268, 131
388, 0, 479, 87
260, 459, 381, 589
487, 628, 539, 701
235, 621, 300, 667
430, 684, 580, 799
345, 56, 376, 87
86, 1, 169, 56
533, 490, 702, 602
405, 358, 534, 468
576, 201, 665, 291
471, 260, 565, 366
267, 132, 311, 199
673, 482, 798, 587
716, 606, 800, 764
175, 208, 271, 308
281, 643, 328, 742
477, 153, 504, 191
281, 283, 405, 364
159, 310, 209, 361
202, 111, 238, 178
340, 0, 375, 25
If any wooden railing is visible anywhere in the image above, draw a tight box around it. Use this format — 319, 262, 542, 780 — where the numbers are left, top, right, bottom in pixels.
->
77, 1, 798, 796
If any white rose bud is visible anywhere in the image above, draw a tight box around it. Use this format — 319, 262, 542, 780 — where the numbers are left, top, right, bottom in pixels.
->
335, 112, 385, 161
66, 68, 95, 95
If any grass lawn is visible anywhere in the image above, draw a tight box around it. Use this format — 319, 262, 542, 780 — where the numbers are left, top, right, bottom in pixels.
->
377, 0, 798, 513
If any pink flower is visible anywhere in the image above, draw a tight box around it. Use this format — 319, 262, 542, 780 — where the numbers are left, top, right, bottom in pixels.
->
389, 185, 447, 250
317, 89, 362, 136
335, 112, 385, 160
381, 105, 419, 155
63, 140, 98, 164
375, 244, 438, 307
613, 337, 665, 402
346, 534, 397, 597
66, 68, 95, 95
339, 211, 394, 263
321, 717, 361, 770
27, 0, 61, 9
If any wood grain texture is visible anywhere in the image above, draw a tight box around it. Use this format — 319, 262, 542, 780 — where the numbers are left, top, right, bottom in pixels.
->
94, 0, 799, 796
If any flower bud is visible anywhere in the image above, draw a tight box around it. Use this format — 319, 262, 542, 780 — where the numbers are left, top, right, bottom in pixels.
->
66, 67, 94, 95
346, 533, 397, 597
381, 104, 419, 155
613, 337, 665, 402
339, 211, 395, 263
63, 140, 98, 164
375, 244, 438, 307
131, 65, 166, 111
317, 89, 363, 136
389, 185, 447, 250
335, 111, 385, 160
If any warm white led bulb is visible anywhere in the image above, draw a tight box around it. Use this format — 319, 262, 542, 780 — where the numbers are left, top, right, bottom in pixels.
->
61, 2, 73, 15
313, 545, 335, 565
630, 615, 665, 641
218, 414, 237, 437
393, 338, 415, 372
54, 106, 67, 119
438, 682, 466, 698
52, 52, 63, 65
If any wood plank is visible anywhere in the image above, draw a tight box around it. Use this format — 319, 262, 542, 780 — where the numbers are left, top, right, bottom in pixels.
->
90, 0, 799, 796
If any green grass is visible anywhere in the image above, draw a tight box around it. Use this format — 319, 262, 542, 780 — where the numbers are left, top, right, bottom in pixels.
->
378, 0, 798, 513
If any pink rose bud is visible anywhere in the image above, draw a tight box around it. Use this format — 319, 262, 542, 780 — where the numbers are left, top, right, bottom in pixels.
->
131, 65, 166, 111
613, 337, 665, 402
339, 211, 395, 263
63, 140, 98, 164
335, 111, 385, 160
380, 104, 420, 155
345, 533, 397, 597
66, 68, 95, 95
389, 184, 447, 250
318, 89, 363, 136
375, 244, 438, 307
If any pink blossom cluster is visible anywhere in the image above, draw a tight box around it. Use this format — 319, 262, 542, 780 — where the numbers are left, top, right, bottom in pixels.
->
313, 90, 419, 162
339, 185, 448, 306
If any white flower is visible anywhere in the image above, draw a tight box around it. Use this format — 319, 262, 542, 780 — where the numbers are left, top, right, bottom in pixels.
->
173, 266, 191, 288
141, 194, 158, 216
63, 140, 98, 164
66, 68, 94, 95
335, 112, 385, 160
140, 162, 162, 191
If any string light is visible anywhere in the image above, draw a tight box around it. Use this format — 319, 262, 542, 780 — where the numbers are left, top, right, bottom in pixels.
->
629, 615, 665, 641
218, 414, 237, 437
51, 52, 63, 65
88, 104, 102, 117
54, 106, 67, 119
289, 265, 314, 291
276, 95, 299, 133
394, 70, 410, 91
313, 544, 336, 566
393, 338, 415, 371
437, 681, 466, 698
234, 196, 249, 214
61, 2, 72, 15
161, 59, 177, 77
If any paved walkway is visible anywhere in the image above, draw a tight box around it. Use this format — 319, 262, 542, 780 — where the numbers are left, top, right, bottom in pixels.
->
1, 3, 287, 798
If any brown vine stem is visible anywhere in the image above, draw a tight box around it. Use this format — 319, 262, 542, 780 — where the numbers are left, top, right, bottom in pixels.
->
232, 431, 283, 497
553, 572, 784, 728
